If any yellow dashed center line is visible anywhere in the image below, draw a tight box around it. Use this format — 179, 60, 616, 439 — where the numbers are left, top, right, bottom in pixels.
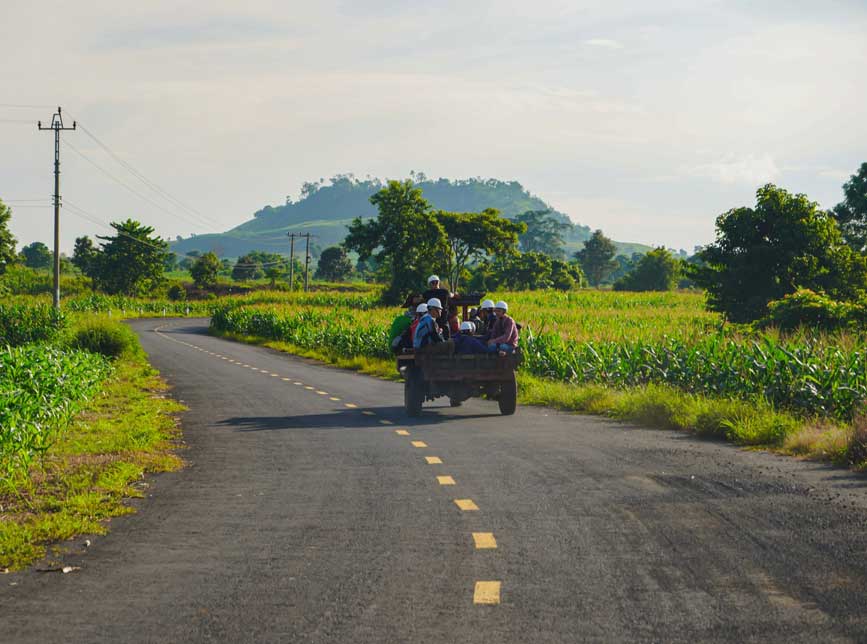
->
271, 374, 280, 377
425, 456, 442, 464
454, 499, 479, 511
437, 476, 456, 486
304, 386, 315, 390
362, 410, 376, 416
344, 403, 358, 409
294, 382, 303, 386
281, 378, 292, 382
472, 533, 497, 549
411, 441, 428, 448
316, 391, 328, 395
379, 419, 393, 425
329, 397, 341, 401
473, 581, 501, 605
395, 429, 410, 436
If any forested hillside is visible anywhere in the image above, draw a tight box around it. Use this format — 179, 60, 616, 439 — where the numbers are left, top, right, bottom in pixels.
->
171, 174, 648, 258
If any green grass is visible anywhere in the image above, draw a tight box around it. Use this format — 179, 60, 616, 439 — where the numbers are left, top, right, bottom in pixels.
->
0, 353, 185, 571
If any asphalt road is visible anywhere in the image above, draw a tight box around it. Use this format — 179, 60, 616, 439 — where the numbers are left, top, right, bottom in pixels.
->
4, 318, 867, 643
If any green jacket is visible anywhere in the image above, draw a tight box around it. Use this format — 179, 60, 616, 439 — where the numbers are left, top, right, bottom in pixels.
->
388, 314, 413, 343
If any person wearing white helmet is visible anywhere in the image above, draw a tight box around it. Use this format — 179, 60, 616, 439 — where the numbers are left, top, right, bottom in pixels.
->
453, 320, 488, 354
408, 303, 428, 346
486, 300, 519, 355
422, 274, 452, 337
476, 298, 496, 334
413, 297, 445, 349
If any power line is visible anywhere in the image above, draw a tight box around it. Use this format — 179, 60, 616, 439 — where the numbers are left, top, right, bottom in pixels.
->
0, 102, 56, 109
73, 122, 216, 229
62, 138, 212, 232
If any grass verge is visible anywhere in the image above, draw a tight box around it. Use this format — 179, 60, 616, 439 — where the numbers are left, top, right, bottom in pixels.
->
211, 327, 861, 468
0, 354, 185, 571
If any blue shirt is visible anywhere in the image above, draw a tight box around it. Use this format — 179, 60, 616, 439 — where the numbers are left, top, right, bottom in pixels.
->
413, 314, 440, 349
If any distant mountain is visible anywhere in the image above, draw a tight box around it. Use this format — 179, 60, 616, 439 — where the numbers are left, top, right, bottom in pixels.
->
171, 174, 649, 258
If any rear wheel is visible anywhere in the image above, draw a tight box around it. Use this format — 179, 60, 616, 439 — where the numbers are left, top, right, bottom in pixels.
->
404, 368, 424, 417
498, 373, 517, 416
449, 398, 463, 407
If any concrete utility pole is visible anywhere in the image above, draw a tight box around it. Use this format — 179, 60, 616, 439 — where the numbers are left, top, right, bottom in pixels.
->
38, 107, 76, 309
287, 232, 297, 290
303, 232, 311, 292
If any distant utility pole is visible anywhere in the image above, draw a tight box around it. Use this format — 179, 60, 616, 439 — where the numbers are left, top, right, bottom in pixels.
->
303, 233, 311, 292
287, 232, 297, 290
38, 107, 76, 310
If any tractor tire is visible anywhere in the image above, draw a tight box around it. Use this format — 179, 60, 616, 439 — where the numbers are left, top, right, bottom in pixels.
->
498, 373, 517, 416
404, 368, 424, 417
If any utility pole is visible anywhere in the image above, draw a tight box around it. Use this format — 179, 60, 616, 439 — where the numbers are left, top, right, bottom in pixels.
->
38, 107, 76, 310
303, 232, 311, 292
287, 232, 296, 290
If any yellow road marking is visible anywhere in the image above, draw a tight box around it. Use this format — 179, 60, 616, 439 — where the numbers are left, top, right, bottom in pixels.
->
472, 533, 497, 549
271, 374, 280, 377
395, 430, 410, 436
329, 397, 341, 401
454, 499, 478, 511
362, 410, 376, 416
411, 441, 428, 448
437, 476, 456, 486
425, 456, 442, 464
305, 386, 315, 390
345, 403, 358, 408
316, 391, 328, 395
282, 378, 292, 382
294, 382, 303, 385
473, 581, 501, 605
379, 419, 393, 425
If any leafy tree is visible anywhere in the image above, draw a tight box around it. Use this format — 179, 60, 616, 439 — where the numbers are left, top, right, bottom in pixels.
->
575, 230, 618, 286
551, 259, 586, 291
92, 219, 170, 295
436, 209, 525, 293
21, 241, 51, 269
613, 247, 680, 292
0, 199, 16, 273
72, 236, 97, 276
315, 246, 354, 281
191, 251, 221, 288
832, 162, 867, 252
693, 184, 867, 322
263, 265, 286, 287
344, 180, 448, 303
232, 254, 263, 281
514, 210, 570, 258
164, 252, 179, 272
497, 252, 554, 290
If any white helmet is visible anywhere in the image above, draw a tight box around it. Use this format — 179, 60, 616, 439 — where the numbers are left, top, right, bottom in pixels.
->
481, 299, 495, 310
459, 321, 475, 332
416, 303, 428, 313
427, 297, 442, 310
428, 275, 440, 284
494, 300, 508, 311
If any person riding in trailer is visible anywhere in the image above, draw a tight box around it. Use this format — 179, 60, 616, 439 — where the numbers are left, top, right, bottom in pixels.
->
422, 275, 452, 338
453, 321, 488, 354
408, 303, 427, 346
413, 298, 445, 349
486, 300, 519, 355
389, 302, 417, 351
477, 298, 496, 335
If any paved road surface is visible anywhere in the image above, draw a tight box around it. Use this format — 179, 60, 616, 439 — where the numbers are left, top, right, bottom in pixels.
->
4, 318, 867, 643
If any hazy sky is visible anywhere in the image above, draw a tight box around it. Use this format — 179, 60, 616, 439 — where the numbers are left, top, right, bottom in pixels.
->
2, 0, 865, 253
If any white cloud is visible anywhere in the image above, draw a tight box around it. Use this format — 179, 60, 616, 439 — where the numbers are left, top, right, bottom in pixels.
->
686, 155, 781, 185
584, 38, 624, 49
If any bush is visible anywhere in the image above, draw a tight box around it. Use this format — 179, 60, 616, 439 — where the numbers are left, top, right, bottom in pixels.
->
0, 304, 67, 346
167, 284, 187, 301
69, 317, 141, 359
759, 289, 857, 331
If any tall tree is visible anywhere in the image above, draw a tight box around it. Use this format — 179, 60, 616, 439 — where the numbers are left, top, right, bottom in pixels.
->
436, 208, 525, 292
21, 241, 52, 269
613, 247, 680, 292
0, 199, 16, 273
575, 230, 618, 286
693, 184, 867, 322
92, 219, 170, 295
832, 162, 867, 252
315, 246, 354, 282
72, 236, 97, 286
514, 210, 570, 258
191, 251, 221, 288
232, 254, 263, 281
344, 180, 448, 303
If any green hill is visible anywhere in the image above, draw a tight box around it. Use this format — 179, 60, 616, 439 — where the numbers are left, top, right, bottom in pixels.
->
171, 174, 649, 259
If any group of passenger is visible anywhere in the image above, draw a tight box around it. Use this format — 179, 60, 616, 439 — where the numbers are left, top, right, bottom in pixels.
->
389, 275, 520, 357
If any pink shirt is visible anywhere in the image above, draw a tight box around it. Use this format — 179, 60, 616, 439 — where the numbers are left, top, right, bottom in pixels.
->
490, 314, 518, 347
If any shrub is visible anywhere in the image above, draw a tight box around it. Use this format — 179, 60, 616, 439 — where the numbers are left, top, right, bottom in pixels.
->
759, 289, 856, 331
167, 284, 187, 301
0, 304, 67, 346
69, 317, 141, 359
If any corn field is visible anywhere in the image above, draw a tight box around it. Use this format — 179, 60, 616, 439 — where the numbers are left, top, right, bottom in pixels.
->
1, 345, 110, 479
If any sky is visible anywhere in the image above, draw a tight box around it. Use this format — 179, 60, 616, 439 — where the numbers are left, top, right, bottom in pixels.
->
1, 0, 865, 254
